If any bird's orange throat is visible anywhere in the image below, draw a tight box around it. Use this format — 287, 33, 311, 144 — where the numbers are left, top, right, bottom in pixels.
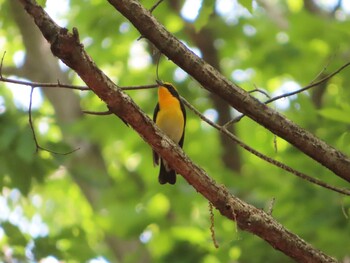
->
158, 87, 180, 108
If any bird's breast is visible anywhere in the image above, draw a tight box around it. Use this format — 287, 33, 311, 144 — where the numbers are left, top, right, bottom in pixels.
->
156, 106, 184, 144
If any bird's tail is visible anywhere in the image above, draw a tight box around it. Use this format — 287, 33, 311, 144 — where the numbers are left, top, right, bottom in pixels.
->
159, 159, 176, 185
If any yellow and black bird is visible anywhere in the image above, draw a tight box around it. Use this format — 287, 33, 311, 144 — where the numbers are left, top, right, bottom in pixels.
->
153, 81, 186, 185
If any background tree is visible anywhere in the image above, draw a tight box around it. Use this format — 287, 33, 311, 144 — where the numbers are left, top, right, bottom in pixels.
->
1, 0, 350, 262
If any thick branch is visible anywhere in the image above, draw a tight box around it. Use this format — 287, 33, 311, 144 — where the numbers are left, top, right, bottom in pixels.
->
17, 0, 338, 261
107, 0, 350, 183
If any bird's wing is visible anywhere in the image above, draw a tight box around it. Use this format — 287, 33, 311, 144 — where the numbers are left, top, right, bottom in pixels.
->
153, 103, 160, 166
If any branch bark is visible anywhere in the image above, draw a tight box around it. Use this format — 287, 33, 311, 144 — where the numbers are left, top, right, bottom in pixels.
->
17, 0, 338, 261
107, 0, 350, 183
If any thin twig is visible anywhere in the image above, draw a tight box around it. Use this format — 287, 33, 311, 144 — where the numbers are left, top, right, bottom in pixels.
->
149, 0, 165, 13
273, 134, 278, 153
0, 76, 89, 90
309, 60, 330, 85
209, 202, 219, 248
28, 87, 79, 155
29, 87, 39, 153
225, 61, 350, 126
82, 110, 112, 115
248, 85, 280, 153
0, 51, 6, 77
264, 61, 350, 105
122, 84, 158, 90
267, 197, 276, 215
248, 87, 271, 99
138, 0, 166, 41
0, 76, 158, 91
340, 198, 349, 220
181, 96, 350, 196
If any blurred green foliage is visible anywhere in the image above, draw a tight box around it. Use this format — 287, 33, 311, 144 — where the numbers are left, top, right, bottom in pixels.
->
1, 0, 350, 262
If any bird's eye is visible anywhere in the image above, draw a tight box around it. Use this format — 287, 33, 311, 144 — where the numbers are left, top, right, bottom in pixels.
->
165, 84, 174, 90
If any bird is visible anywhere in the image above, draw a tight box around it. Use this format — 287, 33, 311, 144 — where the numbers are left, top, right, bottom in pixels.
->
153, 81, 186, 185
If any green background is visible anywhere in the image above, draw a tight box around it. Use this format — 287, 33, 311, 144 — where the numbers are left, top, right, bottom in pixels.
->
0, 0, 350, 262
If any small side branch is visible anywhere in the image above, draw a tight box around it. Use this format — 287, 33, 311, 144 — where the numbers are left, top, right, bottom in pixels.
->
149, 0, 165, 13
28, 87, 79, 155
0, 76, 89, 90
82, 110, 112, 115
265, 61, 350, 105
226, 61, 350, 126
28, 87, 39, 152
182, 96, 350, 196
0, 51, 6, 77
209, 202, 219, 248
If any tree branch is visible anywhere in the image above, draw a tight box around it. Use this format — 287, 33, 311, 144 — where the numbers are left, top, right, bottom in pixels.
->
106, 0, 350, 184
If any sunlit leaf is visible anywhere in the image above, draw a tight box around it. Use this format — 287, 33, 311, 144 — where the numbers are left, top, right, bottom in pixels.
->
194, 0, 215, 31
318, 108, 350, 124
238, 0, 253, 13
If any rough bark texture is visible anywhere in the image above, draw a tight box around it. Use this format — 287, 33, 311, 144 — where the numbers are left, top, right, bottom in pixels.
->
107, 0, 350, 183
17, 0, 339, 262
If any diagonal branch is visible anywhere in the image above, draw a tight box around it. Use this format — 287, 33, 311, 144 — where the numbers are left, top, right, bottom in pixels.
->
107, 0, 350, 183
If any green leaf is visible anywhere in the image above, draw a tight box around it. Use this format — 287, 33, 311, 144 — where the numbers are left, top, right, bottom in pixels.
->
33, 236, 62, 260
0, 124, 18, 150
194, 0, 215, 31
147, 193, 170, 217
1, 222, 28, 247
238, 0, 253, 13
15, 127, 36, 163
37, 0, 47, 6
287, 0, 303, 13
318, 108, 350, 124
